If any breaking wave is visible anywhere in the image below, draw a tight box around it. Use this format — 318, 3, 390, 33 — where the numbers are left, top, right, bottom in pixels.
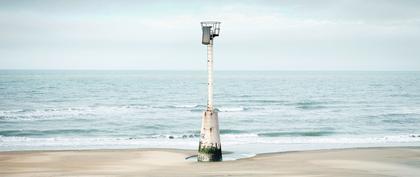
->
258, 131, 335, 137
295, 101, 327, 110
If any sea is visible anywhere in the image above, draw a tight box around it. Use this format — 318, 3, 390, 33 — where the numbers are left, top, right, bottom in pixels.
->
1, 70, 419, 159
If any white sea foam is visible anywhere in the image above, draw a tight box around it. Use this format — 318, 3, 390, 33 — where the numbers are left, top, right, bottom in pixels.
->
217, 107, 248, 112
171, 105, 201, 108
0, 105, 149, 120
1, 134, 419, 152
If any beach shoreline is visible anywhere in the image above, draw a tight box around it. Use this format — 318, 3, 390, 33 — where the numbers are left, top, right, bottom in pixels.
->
1, 146, 419, 177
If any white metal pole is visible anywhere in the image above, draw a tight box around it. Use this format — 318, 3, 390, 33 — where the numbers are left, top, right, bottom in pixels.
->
207, 40, 213, 111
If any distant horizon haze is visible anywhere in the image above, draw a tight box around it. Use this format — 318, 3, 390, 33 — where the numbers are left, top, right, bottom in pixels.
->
0, 69, 419, 72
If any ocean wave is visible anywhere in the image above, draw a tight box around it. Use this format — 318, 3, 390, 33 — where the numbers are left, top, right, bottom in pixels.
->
388, 93, 419, 97
140, 129, 249, 139
137, 133, 259, 140
368, 113, 420, 124
190, 106, 249, 112
0, 105, 149, 120
249, 134, 420, 144
222, 133, 259, 138
258, 131, 335, 137
127, 133, 200, 140
162, 104, 204, 109
0, 129, 109, 137
157, 105, 260, 111
216, 107, 249, 112
409, 134, 420, 138
1, 134, 419, 152
380, 113, 420, 117
294, 100, 327, 110
382, 117, 420, 124
190, 108, 205, 112
156, 104, 204, 111
171, 105, 202, 108
220, 129, 248, 134
232, 99, 286, 104
296, 105, 326, 110
128, 124, 170, 130
238, 95, 252, 98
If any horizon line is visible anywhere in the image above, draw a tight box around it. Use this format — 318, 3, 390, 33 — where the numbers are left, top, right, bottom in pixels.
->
0, 69, 419, 72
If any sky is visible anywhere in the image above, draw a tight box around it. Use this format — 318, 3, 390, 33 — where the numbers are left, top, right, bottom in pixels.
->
0, 0, 419, 70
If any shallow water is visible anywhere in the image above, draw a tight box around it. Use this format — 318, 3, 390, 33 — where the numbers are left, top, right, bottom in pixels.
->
1, 70, 420, 156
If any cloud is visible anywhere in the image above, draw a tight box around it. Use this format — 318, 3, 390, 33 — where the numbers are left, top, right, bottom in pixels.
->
0, 0, 419, 70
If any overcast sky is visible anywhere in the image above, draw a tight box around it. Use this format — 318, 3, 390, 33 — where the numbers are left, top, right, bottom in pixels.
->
0, 0, 419, 70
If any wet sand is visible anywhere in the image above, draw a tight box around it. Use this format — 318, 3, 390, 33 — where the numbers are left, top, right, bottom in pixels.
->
1, 147, 419, 177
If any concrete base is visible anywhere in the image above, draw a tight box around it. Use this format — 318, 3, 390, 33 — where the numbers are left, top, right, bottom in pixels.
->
198, 110, 222, 162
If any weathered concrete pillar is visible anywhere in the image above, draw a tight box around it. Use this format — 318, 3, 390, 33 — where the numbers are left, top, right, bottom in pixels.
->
198, 110, 222, 161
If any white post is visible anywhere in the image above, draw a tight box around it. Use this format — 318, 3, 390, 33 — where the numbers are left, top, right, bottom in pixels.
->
198, 39, 222, 162
207, 40, 214, 111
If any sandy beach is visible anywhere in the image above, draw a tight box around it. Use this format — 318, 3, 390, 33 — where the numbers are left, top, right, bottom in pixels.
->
0, 147, 419, 177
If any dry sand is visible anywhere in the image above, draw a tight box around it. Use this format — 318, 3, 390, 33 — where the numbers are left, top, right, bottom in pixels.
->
1, 147, 419, 177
